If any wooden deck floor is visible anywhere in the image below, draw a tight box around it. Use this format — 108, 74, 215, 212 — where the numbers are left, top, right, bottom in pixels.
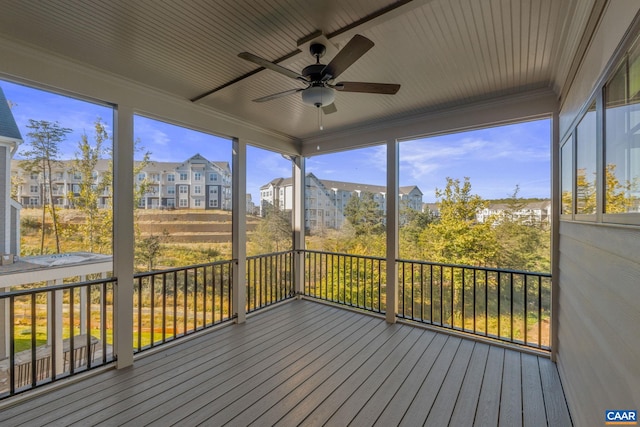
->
0, 299, 572, 426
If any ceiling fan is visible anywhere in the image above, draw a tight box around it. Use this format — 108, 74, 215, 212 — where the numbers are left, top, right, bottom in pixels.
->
238, 34, 400, 115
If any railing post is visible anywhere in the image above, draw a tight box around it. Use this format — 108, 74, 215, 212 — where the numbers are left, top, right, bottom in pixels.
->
113, 104, 134, 368
386, 139, 399, 323
293, 156, 306, 298
232, 138, 246, 323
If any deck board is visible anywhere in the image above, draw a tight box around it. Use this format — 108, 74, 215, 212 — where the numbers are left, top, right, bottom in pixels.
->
0, 299, 572, 426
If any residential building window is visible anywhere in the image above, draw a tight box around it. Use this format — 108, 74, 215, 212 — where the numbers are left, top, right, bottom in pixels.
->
55, 172, 64, 180
167, 186, 175, 195
195, 199, 201, 207
179, 185, 188, 194
209, 173, 217, 181
194, 172, 201, 181
575, 101, 597, 215
74, 172, 82, 180
167, 199, 175, 207
30, 172, 38, 180
137, 173, 145, 182
179, 173, 188, 181
605, 38, 640, 214
29, 197, 38, 206
194, 186, 202, 194
30, 185, 38, 193
150, 173, 160, 182
561, 138, 573, 215
179, 199, 188, 207
210, 199, 218, 208
167, 174, 175, 182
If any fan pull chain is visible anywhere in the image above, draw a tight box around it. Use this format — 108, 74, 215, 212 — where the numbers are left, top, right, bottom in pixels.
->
318, 105, 323, 130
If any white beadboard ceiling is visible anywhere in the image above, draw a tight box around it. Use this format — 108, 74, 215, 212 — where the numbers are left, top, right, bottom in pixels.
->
0, 0, 595, 141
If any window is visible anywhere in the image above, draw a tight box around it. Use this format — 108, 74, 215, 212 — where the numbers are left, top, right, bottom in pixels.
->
179, 199, 188, 207
137, 173, 145, 182
179, 185, 188, 194
209, 173, 217, 181
575, 101, 597, 215
210, 199, 218, 208
561, 138, 573, 215
167, 174, 175, 182
29, 197, 38, 206
55, 172, 64, 180
30, 185, 38, 193
179, 173, 188, 181
167, 186, 175, 195
150, 173, 160, 182
194, 186, 202, 194
74, 172, 82, 180
167, 199, 175, 208
194, 172, 201, 181
194, 199, 201, 207
605, 39, 640, 214
29, 172, 38, 180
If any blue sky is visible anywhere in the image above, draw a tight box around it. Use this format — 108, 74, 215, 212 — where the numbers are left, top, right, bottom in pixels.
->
2, 79, 550, 202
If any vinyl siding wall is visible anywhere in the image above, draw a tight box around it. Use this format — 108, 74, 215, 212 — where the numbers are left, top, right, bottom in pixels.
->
557, 1, 640, 425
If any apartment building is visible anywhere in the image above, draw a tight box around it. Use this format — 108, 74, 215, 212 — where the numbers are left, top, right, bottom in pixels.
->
261, 173, 423, 230
476, 200, 552, 225
11, 153, 232, 211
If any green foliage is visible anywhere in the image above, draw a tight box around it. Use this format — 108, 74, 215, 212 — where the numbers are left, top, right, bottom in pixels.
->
68, 118, 111, 253
249, 204, 292, 255
343, 191, 384, 236
419, 177, 499, 266
20, 120, 72, 254
135, 230, 168, 272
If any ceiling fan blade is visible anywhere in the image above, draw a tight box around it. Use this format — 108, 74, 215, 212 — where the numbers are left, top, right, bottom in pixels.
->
322, 103, 337, 114
321, 34, 374, 81
253, 88, 304, 103
238, 52, 307, 82
334, 82, 400, 94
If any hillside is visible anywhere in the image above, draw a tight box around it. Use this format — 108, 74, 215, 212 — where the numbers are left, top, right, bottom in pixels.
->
20, 208, 261, 244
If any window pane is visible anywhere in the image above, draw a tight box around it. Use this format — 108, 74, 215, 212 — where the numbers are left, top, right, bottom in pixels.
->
605, 41, 640, 213
561, 138, 573, 214
576, 101, 597, 214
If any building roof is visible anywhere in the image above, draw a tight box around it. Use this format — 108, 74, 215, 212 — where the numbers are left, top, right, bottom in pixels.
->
263, 173, 421, 196
0, 86, 22, 142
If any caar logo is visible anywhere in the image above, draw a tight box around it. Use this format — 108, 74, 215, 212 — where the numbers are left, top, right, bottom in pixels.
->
606, 410, 637, 425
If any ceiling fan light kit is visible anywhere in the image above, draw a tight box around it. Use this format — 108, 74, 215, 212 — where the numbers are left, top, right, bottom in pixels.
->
301, 85, 335, 107
237, 33, 401, 126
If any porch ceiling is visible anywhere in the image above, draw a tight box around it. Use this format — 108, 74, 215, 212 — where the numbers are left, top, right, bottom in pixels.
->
0, 0, 595, 141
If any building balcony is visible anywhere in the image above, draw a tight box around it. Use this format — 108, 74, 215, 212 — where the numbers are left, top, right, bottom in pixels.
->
0, 251, 568, 425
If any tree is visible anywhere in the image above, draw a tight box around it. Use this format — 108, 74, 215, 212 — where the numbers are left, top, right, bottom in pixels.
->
69, 118, 110, 252
343, 191, 384, 236
20, 120, 72, 254
493, 186, 549, 272
135, 231, 167, 272
604, 163, 639, 213
420, 177, 498, 266
250, 204, 291, 253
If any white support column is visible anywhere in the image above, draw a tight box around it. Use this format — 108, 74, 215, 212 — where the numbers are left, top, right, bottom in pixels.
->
232, 138, 246, 324
293, 156, 306, 297
113, 105, 134, 368
550, 110, 560, 362
52, 280, 64, 375
385, 139, 399, 324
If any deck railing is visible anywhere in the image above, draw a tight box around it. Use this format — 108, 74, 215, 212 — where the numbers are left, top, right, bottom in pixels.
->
302, 250, 551, 350
133, 260, 233, 353
304, 250, 385, 314
0, 250, 551, 400
397, 259, 551, 349
0, 278, 116, 399
246, 251, 295, 313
